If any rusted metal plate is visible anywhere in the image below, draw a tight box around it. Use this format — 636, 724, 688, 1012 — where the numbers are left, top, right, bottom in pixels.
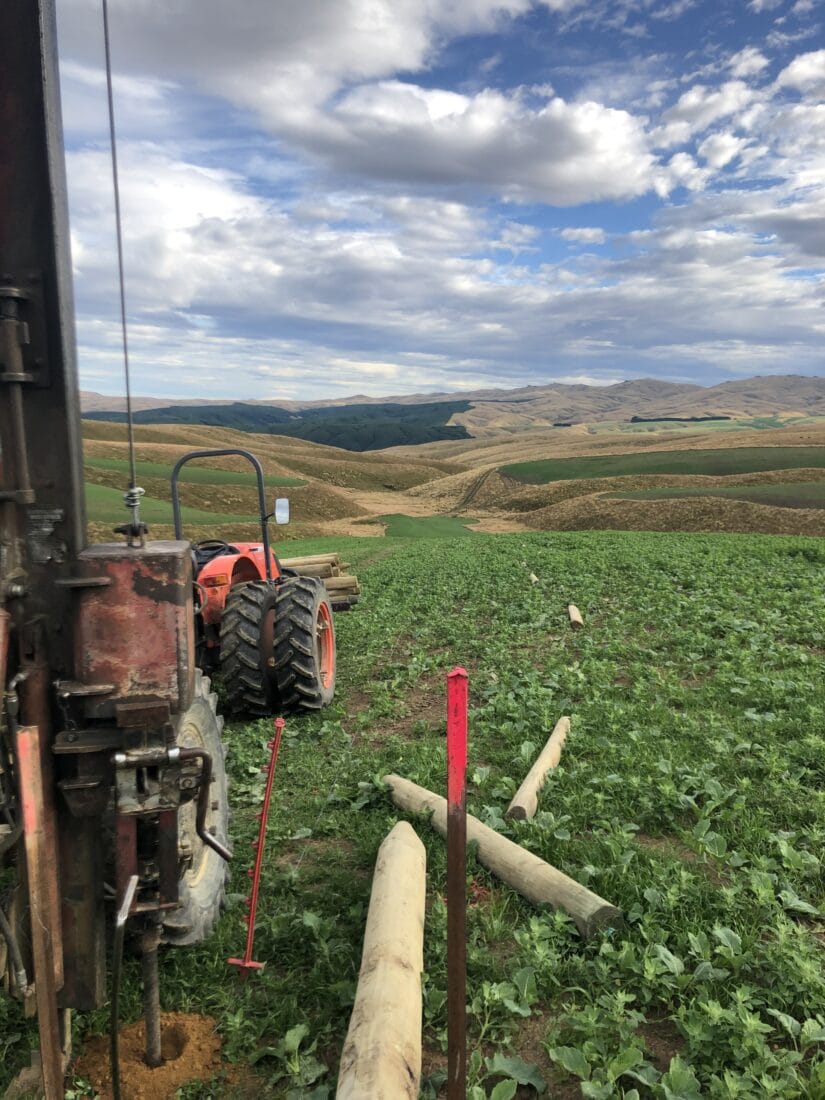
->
74, 541, 195, 719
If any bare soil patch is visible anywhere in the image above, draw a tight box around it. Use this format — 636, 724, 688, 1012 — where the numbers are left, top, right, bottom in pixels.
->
635, 832, 699, 865
74, 1012, 221, 1099
640, 1016, 684, 1070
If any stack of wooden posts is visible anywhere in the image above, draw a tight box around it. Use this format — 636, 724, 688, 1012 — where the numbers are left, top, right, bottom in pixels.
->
279, 553, 361, 612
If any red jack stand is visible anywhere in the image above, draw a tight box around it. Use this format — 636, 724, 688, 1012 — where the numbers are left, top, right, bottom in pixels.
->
228, 717, 284, 976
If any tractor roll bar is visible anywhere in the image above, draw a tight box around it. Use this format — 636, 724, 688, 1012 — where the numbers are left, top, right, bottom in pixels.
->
170, 448, 273, 580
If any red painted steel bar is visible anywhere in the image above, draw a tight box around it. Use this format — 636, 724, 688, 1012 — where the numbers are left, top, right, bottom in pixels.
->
446, 667, 468, 1100
228, 717, 285, 975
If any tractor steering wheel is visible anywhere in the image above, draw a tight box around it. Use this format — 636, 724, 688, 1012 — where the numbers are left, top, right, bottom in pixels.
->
192, 539, 233, 553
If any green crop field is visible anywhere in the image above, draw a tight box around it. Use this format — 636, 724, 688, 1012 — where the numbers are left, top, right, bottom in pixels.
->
84, 482, 259, 525
5, 531, 823, 1097
85, 455, 305, 487
377, 513, 478, 537
608, 482, 825, 510
502, 447, 825, 484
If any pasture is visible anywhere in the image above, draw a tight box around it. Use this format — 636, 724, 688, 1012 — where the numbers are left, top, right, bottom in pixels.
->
28, 528, 820, 1098
501, 447, 825, 484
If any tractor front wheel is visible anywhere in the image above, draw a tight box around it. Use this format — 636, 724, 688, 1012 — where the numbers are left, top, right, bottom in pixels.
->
162, 670, 229, 946
273, 577, 336, 712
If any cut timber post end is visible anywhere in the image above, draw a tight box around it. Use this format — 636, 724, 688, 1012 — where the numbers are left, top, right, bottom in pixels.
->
568, 604, 584, 630
506, 716, 570, 821
336, 821, 426, 1100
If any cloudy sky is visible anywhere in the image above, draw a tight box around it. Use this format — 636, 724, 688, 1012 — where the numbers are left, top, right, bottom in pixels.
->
56, 0, 824, 402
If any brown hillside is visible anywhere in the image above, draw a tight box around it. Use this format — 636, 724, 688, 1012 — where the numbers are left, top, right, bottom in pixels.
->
521, 495, 825, 536
80, 375, 825, 438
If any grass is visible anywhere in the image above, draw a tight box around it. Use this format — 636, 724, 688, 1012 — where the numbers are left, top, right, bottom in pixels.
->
376, 514, 478, 537
84, 483, 259, 525
501, 446, 825, 484
86, 455, 304, 486
4, 530, 824, 1098
607, 482, 825, 510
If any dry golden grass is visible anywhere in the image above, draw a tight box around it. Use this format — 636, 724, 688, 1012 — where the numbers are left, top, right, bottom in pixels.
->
82, 417, 825, 541
387, 420, 825, 469
522, 494, 825, 536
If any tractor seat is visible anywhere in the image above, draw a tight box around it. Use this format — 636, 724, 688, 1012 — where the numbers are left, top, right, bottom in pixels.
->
193, 543, 240, 574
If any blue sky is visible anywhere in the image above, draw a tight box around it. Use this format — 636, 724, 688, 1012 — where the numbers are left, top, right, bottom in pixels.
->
56, 0, 824, 402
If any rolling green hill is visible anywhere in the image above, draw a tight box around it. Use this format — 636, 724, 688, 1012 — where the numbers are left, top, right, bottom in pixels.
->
85, 455, 304, 486
85, 400, 473, 451
85, 483, 259, 525
502, 446, 825, 484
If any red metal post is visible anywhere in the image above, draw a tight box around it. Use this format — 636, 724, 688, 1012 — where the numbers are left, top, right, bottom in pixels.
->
228, 717, 284, 975
446, 667, 468, 1100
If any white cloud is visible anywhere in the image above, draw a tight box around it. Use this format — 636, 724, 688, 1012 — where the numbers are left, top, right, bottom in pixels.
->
728, 47, 770, 79
664, 80, 756, 135
776, 50, 825, 96
697, 131, 749, 168
308, 82, 661, 204
561, 227, 607, 243
56, 0, 825, 397
662, 151, 711, 191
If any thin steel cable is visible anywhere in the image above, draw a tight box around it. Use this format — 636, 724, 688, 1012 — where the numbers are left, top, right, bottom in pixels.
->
101, 0, 138, 496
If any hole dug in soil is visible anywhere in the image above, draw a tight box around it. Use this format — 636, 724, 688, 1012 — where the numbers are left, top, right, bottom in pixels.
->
74, 1012, 221, 1100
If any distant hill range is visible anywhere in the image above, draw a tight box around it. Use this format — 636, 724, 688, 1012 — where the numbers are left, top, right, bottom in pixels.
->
81, 374, 825, 451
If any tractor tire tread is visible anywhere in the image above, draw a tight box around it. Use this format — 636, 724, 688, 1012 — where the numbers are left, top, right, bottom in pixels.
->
272, 577, 336, 713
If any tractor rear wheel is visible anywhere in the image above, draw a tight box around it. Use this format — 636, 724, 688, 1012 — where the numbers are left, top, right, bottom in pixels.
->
219, 581, 281, 715
273, 577, 336, 712
162, 670, 229, 946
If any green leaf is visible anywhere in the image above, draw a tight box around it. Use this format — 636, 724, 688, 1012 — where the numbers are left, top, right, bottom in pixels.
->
548, 1046, 591, 1080
607, 1046, 644, 1081
801, 1019, 825, 1049
712, 926, 742, 954
486, 1053, 546, 1093
581, 1082, 614, 1099
779, 888, 820, 915
489, 1082, 518, 1100
653, 944, 685, 976
512, 966, 537, 1006
302, 910, 322, 933
767, 1009, 801, 1038
703, 833, 727, 858
283, 1024, 309, 1055
660, 1056, 702, 1100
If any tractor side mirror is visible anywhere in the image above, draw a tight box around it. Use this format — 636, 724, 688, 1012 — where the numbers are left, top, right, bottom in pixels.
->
273, 498, 290, 525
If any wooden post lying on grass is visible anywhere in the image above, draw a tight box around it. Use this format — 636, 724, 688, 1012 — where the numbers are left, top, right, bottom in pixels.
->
568, 604, 584, 630
337, 822, 426, 1100
383, 775, 622, 939
506, 717, 570, 821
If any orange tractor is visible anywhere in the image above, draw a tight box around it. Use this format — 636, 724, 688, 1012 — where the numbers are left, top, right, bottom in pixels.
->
171, 447, 336, 716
